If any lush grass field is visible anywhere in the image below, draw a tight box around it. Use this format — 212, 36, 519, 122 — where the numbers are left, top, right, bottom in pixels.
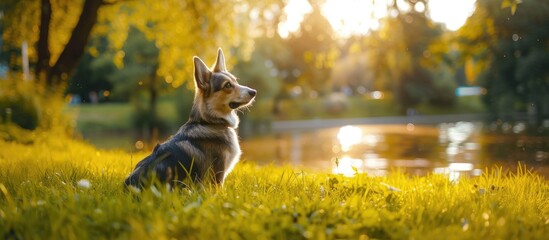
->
0, 131, 547, 239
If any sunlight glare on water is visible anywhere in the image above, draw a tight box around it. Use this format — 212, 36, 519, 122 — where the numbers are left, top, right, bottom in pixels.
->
329, 123, 488, 180
449, 162, 474, 171
337, 125, 362, 152
448, 122, 475, 143
332, 157, 362, 177
242, 121, 546, 179
332, 155, 389, 177
434, 163, 477, 182
435, 122, 483, 181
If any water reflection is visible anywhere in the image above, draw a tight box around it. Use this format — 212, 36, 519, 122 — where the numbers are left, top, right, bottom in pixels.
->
333, 122, 485, 180
241, 122, 548, 179
332, 156, 388, 177
336, 125, 362, 152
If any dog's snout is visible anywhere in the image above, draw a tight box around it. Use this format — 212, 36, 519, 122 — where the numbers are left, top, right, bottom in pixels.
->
248, 89, 257, 97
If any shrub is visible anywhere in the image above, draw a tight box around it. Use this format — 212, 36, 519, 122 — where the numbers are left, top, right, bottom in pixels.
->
0, 79, 40, 130
0, 78, 72, 138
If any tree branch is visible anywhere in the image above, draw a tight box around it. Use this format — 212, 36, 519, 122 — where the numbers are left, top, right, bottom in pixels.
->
35, 0, 51, 82
48, 0, 103, 86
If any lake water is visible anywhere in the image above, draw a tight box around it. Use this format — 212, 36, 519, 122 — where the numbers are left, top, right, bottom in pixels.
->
81, 121, 549, 179
240, 122, 549, 179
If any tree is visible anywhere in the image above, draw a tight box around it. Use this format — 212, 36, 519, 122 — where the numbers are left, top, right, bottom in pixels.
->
367, 0, 448, 111
107, 27, 164, 141
66, 36, 114, 103
458, 0, 549, 124
331, 37, 374, 93
36, 0, 104, 87
232, 37, 285, 100
2, 0, 126, 89
2, 0, 275, 89
2, 0, 278, 134
283, 1, 338, 97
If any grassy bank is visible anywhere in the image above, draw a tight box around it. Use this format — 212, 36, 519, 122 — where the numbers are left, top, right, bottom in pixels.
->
65, 95, 485, 132
0, 133, 547, 239
65, 101, 180, 132
271, 95, 485, 120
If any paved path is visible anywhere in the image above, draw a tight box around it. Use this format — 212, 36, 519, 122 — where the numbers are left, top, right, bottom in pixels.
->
272, 113, 489, 132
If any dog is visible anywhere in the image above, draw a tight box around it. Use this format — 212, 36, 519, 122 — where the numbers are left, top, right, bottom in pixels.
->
124, 48, 256, 188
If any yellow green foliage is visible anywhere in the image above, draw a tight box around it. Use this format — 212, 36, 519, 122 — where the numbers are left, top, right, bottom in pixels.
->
0, 79, 71, 133
2, 0, 267, 88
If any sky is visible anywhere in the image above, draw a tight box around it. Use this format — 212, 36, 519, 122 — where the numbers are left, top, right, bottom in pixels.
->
278, 0, 477, 38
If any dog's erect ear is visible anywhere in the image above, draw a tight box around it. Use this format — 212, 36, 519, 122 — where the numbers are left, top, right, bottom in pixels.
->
193, 56, 211, 91
213, 48, 226, 73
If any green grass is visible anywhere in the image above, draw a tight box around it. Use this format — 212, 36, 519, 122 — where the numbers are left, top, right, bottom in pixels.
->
272, 95, 485, 120
269, 96, 401, 120
65, 100, 179, 132
0, 132, 547, 239
417, 96, 486, 115
66, 103, 135, 131
67, 95, 485, 132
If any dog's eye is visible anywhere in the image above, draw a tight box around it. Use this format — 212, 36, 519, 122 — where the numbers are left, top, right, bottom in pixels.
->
224, 82, 233, 89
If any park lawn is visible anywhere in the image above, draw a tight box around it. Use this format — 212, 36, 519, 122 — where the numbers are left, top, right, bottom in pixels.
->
65, 102, 135, 131
1, 133, 547, 239
66, 95, 485, 132
66, 100, 179, 132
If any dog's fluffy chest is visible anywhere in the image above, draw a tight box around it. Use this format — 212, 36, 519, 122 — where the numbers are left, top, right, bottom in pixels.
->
174, 123, 241, 177
208, 127, 240, 175
222, 128, 241, 177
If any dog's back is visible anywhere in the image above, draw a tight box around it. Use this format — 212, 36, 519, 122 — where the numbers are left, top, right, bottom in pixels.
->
124, 48, 255, 188
124, 121, 240, 187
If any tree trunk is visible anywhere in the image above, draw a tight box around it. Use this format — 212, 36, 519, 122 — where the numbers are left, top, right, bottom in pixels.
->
149, 64, 159, 143
48, 0, 103, 87
35, 0, 52, 82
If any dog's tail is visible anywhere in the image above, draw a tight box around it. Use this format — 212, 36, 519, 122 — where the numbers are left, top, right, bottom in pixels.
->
123, 155, 151, 188
123, 144, 161, 188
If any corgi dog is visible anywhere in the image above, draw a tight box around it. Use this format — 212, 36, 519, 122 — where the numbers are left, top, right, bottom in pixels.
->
124, 48, 256, 188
